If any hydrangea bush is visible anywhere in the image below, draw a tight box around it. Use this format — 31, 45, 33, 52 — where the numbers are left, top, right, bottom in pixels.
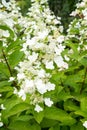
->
0, 0, 87, 130
14, 0, 68, 112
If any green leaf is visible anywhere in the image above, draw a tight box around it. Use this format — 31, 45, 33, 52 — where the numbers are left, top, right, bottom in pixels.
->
8, 121, 41, 130
58, 90, 73, 101
0, 41, 3, 50
61, 126, 69, 130
41, 118, 58, 128
78, 56, 87, 67
34, 110, 44, 124
65, 42, 79, 59
8, 50, 24, 68
52, 71, 66, 84
80, 97, 87, 112
44, 107, 76, 126
64, 73, 83, 93
0, 81, 11, 87
75, 110, 87, 117
5, 91, 14, 98
0, 81, 12, 94
6, 38, 24, 53
0, 128, 9, 130
2, 103, 29, 118
12, 115, 33, 122
2, 96, 20, 110
2, 96, 25, 123
70, 122, 84, 130
49, 128, 54, 130
0, 62, 10, 77
49, 124, 60, 130
0, 85, 13, 93
64, 99, 79, 111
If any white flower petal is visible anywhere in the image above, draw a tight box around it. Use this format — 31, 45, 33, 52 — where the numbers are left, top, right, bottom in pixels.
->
0, 104, 6, 110
34, 104, 43, 112
0, 122, 3, 127
45, 61, 54, 70
83, 121, 87, 128
8, 77, 15, 82
44, 98, 53, 107
3, 30, 10, 37
35, 79, 47, 94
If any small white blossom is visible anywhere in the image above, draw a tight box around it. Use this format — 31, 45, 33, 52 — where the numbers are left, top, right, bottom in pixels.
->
5, 19, 14, 28
17, 73, 25, 81
23, 79, 35, 94
54, 56, 64, 67
57, 35, 65, 43
53, 19, 61, 24
8, 77, 15, 82
2, 0, 10, 8
70, 11, 78, 16
45, 61, 54, 70
38, 30, 48, 39
13, 88, 18, 94
64, 55, 70, 61
77, 2, 85, 8
37, 69, 45, 78
18, 89, 26, 101
46, 82, 55, 91
34, 104, 43, 112
55, 44, 65, 55
44, 98, 53, 107
28, 52, 38, 63
2, 30, 10, 37
0, 122, 3, 127
83, 121, 87, 128
54, 56, 68, 70
35, 79, 47, 94
0, 104, 6, 110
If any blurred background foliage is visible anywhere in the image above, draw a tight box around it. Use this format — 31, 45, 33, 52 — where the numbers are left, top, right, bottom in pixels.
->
15, 0, 80, 33
16, 0, 31, 15
48, 0, 80, 32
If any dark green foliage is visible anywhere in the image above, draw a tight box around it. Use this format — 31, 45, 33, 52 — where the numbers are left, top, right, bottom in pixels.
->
16, 0, 31, 16
48, 0, 80, 32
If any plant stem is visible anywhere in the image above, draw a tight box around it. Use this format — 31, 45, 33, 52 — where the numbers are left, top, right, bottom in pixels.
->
2, 49, 12, 77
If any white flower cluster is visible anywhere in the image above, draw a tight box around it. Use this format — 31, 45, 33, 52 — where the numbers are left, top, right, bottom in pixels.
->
22, 0, 68, 71
13, 0, 68, 112
66, 0, 87, 56
70, 0, 87, 17
0, 0, 68, 112
0, 0, 24, 63
0, 0, 22, 29
0, 0, 23, 52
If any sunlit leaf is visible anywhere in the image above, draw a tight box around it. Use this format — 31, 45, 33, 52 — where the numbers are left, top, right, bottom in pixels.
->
8, 121, 41, 130
44, 107, 76, 125
8, 50, 24, 68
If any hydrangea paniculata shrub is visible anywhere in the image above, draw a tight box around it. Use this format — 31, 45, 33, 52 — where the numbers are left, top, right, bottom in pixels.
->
1, 0, 87, 129
14, 0, 68, 112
